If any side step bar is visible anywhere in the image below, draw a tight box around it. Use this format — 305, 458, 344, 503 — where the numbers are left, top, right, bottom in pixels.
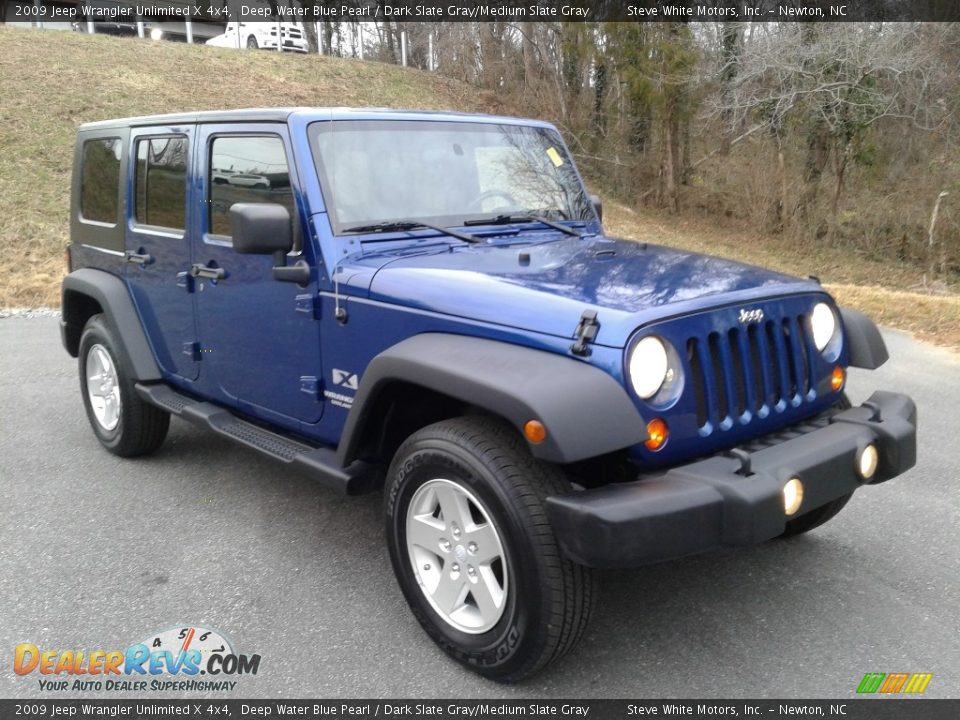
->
136, 383, 379, 495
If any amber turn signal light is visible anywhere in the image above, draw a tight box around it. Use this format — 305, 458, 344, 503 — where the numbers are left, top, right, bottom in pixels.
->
645, 418, 668, 451
831, 366, 845, 391
524, 420, 547, 444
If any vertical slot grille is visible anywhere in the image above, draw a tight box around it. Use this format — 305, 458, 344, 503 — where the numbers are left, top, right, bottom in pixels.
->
764, 321, 783, 405
708, 332, 727, 424
728, 328, 747, 417
688, 338, 708, 428
687, 310, 816, 432
783, 317, 799, 398
794, 316, 812, 395
747, 324, 765, 413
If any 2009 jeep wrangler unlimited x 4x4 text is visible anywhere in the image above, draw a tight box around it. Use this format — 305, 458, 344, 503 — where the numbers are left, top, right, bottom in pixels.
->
62, 108, 917, 681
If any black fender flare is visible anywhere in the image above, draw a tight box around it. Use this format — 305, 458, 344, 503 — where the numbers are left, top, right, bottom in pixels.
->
337, 334, 646, 466
840, 306, 888, 370
61, 268, 161, 382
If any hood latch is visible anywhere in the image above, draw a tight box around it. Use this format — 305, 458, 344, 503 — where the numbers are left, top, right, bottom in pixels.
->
571, 310, 600, 357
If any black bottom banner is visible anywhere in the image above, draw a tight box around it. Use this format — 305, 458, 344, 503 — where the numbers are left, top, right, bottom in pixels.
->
1, 700, 957, 720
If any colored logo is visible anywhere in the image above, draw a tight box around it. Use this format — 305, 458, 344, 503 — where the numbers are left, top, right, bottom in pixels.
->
14, 625, 260, 693
857, 672, 933, 694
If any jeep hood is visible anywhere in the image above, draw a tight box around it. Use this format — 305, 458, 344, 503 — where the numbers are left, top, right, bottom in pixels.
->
352, 235, 823, 348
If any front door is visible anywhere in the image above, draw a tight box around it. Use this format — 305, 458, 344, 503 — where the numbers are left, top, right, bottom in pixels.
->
125, 126, 200, 382
192, 124, 324, 427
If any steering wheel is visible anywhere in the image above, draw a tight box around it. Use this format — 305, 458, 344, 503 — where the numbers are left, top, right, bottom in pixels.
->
466, 190, 519, 214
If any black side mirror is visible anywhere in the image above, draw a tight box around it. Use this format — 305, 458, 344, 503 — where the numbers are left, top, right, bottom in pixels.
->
589, 194, 603, 222
230, 203, 293, 255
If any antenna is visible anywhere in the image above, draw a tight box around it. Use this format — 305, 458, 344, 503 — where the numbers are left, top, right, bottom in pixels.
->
334, 270, 348, 324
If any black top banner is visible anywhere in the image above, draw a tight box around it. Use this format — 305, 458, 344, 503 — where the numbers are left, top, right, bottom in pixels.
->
12, 0, 960, 23
0, 700, 959, 720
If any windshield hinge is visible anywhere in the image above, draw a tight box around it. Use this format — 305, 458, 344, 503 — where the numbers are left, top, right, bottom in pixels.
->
571, 310, 600, 357
295, 293, 319, 319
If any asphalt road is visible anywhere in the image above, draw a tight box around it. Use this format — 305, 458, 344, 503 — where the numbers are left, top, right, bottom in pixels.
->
1, 316, 958, 699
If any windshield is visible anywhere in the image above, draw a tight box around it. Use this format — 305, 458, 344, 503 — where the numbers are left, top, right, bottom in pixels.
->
309, 120, 593, 235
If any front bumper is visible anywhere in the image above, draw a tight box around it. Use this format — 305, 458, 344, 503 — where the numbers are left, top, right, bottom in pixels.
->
546, 391, 917, 568
264, 39, 308, 53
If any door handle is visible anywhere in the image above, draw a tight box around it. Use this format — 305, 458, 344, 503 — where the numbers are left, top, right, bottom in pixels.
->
190, 263, 226, 281
124, 251, 154, 266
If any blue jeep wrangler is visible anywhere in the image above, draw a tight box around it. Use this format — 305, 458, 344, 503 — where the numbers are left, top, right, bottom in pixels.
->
61, 108, 917, 681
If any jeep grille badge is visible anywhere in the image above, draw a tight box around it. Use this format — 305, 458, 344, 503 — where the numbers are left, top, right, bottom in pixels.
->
738, 308, 764, 324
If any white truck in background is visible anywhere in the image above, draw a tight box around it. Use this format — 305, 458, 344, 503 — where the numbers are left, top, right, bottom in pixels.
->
205, 21, 308, 53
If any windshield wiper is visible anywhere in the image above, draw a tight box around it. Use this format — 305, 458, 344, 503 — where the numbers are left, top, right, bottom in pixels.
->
463, 214, 583, 238
341, 220, 482, 243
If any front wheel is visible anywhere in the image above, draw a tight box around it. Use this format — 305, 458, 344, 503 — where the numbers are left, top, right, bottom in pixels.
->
384, 416, 597, 682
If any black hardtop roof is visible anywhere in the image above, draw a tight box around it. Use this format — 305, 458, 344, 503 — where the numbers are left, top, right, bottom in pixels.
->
77, 107, 529, 132
79, 107, 306, 131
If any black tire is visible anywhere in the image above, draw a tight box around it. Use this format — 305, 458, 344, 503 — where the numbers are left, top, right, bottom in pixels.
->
246, 36, 258, 49
384, 416, 597, 682
78, 314, 169, 458
780, 394, 853, 537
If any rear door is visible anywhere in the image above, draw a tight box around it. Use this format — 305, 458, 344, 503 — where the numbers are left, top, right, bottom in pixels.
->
192, 123, 324, 426
124, 125, 200, 381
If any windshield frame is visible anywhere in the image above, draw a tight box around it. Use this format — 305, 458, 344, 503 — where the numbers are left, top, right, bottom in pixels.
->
307, 118, 594, 238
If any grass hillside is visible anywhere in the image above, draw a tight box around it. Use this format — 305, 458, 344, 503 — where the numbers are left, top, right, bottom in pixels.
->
0, 25, 502, 307
1, 24, 957, 350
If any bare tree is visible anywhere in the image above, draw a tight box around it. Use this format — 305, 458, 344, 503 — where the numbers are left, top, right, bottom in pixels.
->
707, 23, 949, 233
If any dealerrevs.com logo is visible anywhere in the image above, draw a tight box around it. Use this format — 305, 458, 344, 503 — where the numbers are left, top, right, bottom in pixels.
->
14, 625, 260, 692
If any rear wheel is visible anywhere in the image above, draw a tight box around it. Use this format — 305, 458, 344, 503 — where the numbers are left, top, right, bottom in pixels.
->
384, 416, 597, 682
78, 314, 169, 457
781, 394, 853, 537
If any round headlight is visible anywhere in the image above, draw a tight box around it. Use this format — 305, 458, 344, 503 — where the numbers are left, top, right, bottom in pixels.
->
629, 336, 669, 399
811, 302, 837, 352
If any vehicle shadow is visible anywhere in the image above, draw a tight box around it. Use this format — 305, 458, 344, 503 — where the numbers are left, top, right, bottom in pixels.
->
122, 417, 868, 697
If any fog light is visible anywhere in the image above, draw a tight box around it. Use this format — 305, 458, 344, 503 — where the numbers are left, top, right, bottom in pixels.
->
857, 443, 879, 480
644, 418, 669, 451
783, 478, 804, 516
831, 366, 845, 391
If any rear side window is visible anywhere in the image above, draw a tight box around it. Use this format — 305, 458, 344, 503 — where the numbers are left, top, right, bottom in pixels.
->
80, 138, 121, 224
209, 135, 294, 237
134, 135, 188, 230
